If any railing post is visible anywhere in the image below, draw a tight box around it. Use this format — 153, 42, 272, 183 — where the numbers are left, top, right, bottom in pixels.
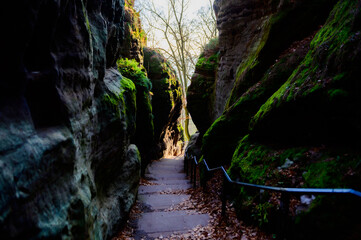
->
184, 154, 189, 177
221, 174, 227, 217
193, 157, 197, 188
189, 159, 194, 183
277, 193, 290, 240
184, 153, 187, 175
200, 162, 207, 189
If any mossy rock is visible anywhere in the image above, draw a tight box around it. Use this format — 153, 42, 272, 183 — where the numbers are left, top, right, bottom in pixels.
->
202, 36, 312, 167
187, 38, 219, 134
117, 58, 155, 172
227, 135, 361, 237
143, 47, 183, 158
226, 0, 337, 108
250, 0, 361, 146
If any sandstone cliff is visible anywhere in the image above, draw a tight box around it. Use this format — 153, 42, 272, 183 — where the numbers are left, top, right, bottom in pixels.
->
0, 0, 181, 239
187, 0, 361, 239
187, 39, 219, 135
144, 47, 184, 158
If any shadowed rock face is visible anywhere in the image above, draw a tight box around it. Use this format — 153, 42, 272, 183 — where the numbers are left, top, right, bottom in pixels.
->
200, 0, 337, 167
213, 0, 274, 117
144, 47, 183, 158
189, 0, 361, 238
0, 0, 141, 239
187, 40, 219, 135
213, 0, 336, 118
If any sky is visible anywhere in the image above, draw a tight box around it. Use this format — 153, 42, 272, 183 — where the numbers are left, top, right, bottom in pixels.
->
134, 0, 215, 136
135, 0, 210, 19
135, 0, 213, 49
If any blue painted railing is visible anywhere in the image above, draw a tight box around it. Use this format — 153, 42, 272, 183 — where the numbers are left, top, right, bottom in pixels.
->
184, 154, 361, 239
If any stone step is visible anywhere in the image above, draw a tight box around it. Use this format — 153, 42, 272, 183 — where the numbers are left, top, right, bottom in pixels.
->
152, 179, 190, 185
152, 158, 184, 164
146, 164, 184, 172
144, 173, 187, 181
138, 194, 189, 211
133, 157, 209, 240
138, 184, 191, 195
134, 211, 209, 239
146, 163, 184, 171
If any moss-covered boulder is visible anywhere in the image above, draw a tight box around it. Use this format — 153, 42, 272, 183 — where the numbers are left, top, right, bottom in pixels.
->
120, 0, 146, 63
225, 0, 337, 109
213, 0, 336, 117
202, 35, 313, 167
143, 47, 184, 157
198, 0, 336, 167
187, 39, 219, 135
250, 0, 361, 146
193, 0, 361, 238
117, 58, 154, 173
223, 0, 361, 238
228, 135, 361, 239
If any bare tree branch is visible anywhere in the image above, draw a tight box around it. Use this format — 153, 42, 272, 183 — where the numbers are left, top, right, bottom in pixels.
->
135, 0, 218, 140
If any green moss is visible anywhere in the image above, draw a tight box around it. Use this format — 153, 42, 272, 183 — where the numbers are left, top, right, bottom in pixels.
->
103, 93, 123, 115
226, 0, 337, 109
194, 38, 219, 72
117, 58, 152, 91
333, 72, 346, 81
81, 1, 92, 35
235, 16, 271, 80
227, 136, 310, 227
327, 88, 349, 100
143, 47, 181, 112
304, 158, 342, 188
226, 16, 272, 108
202, 114, 240, 167
204, 38, 219, 51
120, 76, 136, 92
202, 39, 311, 167
195, 52, 219, 71
125, 0, 147, 45
229, 135, 276, 185
253, 201, 273, 227
304, 154, 360, 188
228, 135, 361, 231
116, 57, 154, 172
124, 0, 133, 8
251, 0, 359, 129
187, 38, 219, 134
103, 92, 125, 120
103, 77, 136, 121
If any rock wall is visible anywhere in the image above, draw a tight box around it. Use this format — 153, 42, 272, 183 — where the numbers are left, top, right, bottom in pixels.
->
188, 0, 361, 238
0, 0, 142, 239
187, 39, 219, 135
144, 47, 184, 157
201, 0, 338, 166
213, 0, 336, 118
121, 0, 145, 63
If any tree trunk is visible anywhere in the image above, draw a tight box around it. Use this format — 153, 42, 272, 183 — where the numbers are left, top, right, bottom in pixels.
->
184, 106, 191, 141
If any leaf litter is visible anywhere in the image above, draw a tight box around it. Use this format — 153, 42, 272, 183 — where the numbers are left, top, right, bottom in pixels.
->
113, 171, 272, 240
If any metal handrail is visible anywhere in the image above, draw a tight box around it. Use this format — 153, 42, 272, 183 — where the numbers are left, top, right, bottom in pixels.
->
185, 153, 361, 239
187, 154, 361, 197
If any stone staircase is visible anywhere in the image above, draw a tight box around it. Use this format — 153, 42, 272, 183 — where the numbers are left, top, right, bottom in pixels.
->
133, 156, 209, 239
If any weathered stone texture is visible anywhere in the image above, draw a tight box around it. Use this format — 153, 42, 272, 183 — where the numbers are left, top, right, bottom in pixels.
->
189, 0, 361, 238
0, 0, 141, 239
187, 41, 219, 135
144, 47, 183, 158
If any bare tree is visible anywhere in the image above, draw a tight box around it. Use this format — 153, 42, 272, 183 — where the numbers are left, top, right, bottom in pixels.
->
135, 0, 217, 141
195, 0, 218, 49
